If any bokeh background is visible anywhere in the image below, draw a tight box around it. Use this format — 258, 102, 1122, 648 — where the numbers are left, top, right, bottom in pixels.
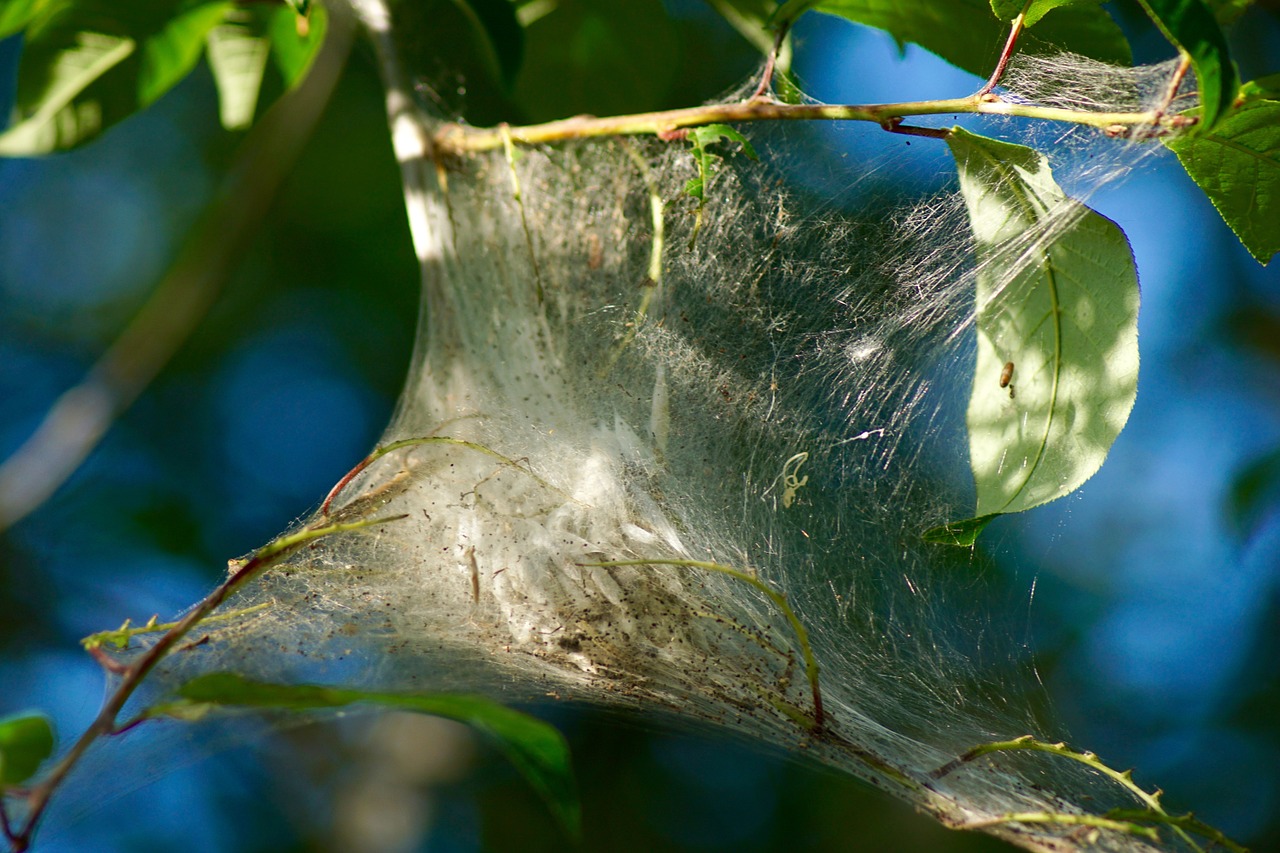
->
1, 1, 1278, 851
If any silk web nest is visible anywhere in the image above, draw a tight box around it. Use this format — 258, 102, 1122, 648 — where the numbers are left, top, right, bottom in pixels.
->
116, 6, 1209, 851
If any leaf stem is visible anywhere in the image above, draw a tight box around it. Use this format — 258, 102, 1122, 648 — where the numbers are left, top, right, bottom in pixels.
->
751, 19, 793, 100
959, 811, 1161, 841
930, 736, 1241, 852
978, 13, 1026, 96
1153, 51, 1193, 121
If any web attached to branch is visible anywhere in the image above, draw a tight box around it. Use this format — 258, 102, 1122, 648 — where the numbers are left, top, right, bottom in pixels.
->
121, 4, 1208, 850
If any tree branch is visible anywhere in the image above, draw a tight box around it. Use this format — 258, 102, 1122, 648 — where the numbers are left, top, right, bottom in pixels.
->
435, 94, 1179, 155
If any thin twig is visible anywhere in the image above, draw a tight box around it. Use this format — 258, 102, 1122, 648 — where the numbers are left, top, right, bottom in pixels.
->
1153, 52, 1193, 121
751, 21, 793, 100
436, 96, 1172, 155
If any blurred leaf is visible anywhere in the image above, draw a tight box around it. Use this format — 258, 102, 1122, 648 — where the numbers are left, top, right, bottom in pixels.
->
1205, 0, 1253, 25
1239, 72, 1280, 103
154, 673, 581, 840
0, 0, 46, 40
1165, 98, 1280, 264
138, 2, 232, 107
268, 0, 326, 86
0, 0, 234, 155
451, 0, 524, 90
0, 711, 54, 787
0, 3, 135, 155
206, 7, 271, 130
513, 0, 679, 121
1132, 0, 1238, 129
942, 128, 1139, 535
807, 0, 1128, 81
1226, 447, 1280, 539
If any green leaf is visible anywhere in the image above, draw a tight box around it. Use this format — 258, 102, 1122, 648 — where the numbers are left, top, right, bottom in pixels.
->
1132, 0, 1238, 129
809, 0, 1129, 81
991, 0, 1106, 27
0, 4, 135, 155
0, 712, 55, 787
138, 2, 232, 107
945, 128, 1139, 531
922, 514, 999, 546
0, 1, 233, 155
1239, 73, 1280, 104
1165, 98, 1280, 264
0, 0, 47, 40
267, 1, 326, 87
154, 673, 581, 840
205, 7, 271, 131
685, 123, 758, 201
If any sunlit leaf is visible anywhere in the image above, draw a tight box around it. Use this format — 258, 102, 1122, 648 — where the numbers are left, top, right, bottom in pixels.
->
943, 128, 1139, 532
153, 673, 581, 840
1132, 0, 1238, 129
206, 7, 271, 130
0, 0, 233, 155
1165, 98, 1280, 264
0, 2, 135, 155
0, 712, 55, 787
